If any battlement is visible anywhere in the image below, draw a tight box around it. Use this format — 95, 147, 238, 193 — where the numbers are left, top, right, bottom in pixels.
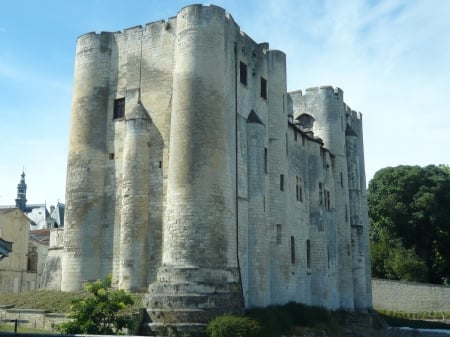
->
344, 104, 363, 121
304, 85, 344, 101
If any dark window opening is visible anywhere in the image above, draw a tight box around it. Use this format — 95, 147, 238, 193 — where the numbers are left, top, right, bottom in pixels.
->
113, 98, 125, 119
159, 161, 162, 168
325, 190, 331, 210
340, 172, 344, 187
306, 239, 311, 269
109, 153, 115, 160
240, 62, 248, 85
291, 236, 296, 264
264, 148, 268, 174
27, 247, 38, 272
294, 131, 298, 142
280, 174, 284, 191
296, 176, 303, 202
260, 77, 267, 99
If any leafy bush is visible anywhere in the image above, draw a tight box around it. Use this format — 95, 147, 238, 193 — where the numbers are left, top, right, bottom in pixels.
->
246, 302, 330, 337
206, 315, 261, 337
55, 275, 135, 335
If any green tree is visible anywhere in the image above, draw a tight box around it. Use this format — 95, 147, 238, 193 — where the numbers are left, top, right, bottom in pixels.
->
56, 276, 134, 334
368, 165, 450, 283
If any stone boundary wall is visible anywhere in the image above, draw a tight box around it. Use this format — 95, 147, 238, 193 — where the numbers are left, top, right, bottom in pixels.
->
0, 308, 66, 330
372, 278, 450, 312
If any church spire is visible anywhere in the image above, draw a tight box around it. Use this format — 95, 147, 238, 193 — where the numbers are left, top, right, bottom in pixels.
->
15, 171, 27, 211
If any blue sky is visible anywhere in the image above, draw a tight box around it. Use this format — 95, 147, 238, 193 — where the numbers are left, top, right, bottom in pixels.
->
1, 0, 449, 205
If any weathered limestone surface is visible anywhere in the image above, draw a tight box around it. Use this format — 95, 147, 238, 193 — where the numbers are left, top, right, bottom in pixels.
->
58, 4, 371, 333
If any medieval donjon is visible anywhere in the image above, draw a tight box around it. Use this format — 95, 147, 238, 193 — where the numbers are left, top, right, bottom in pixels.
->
62, 4, 371, 332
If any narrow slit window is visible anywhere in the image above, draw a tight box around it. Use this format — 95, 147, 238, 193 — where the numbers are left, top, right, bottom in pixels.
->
325, 190, 331, 210
240, 62, 248, 85
296, 176, 303, 202
319, 182, 323, 205
113, 98, 125, 119
264, 148, 268, 174
306, 239, 311, 269
260, 77, 267, 99
291, 236, 296, 264
280, 174, 284, 191
109, 153, 115, 160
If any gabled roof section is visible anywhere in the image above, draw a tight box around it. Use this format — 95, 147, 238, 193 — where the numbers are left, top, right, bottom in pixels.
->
247, 110, 264, 125
128, 101, 151, 121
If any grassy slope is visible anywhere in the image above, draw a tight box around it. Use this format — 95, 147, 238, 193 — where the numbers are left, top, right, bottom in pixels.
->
0, 290, 145, 313
1, 291, 450, 335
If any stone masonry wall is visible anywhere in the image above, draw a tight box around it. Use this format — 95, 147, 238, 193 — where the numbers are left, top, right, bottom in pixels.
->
372, 278, 450, 312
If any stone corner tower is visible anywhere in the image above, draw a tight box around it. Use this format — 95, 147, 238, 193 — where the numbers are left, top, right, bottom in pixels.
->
143, 5, 244, 334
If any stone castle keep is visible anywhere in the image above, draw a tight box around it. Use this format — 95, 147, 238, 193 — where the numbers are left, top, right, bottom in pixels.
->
61, 4, 371, 331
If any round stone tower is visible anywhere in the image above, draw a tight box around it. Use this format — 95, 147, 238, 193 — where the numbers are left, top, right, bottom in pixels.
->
62, 32, 112, 291
304, 86, 354, 309
144, 4, 243, 334
118, 101, 151, 291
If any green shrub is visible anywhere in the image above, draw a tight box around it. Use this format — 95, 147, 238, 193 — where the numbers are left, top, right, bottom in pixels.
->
246, 302, 330, 337
55, 276, 135, 335
206, 315, 262, 337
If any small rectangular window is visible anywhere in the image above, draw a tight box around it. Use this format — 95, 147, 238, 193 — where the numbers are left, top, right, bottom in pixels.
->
109, 153, 114, 160
240, 62, 247, 85
340, 172, 344, 187
113, 98, 125, 119
260, 77, 267, 99
280, 174, 284, 191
